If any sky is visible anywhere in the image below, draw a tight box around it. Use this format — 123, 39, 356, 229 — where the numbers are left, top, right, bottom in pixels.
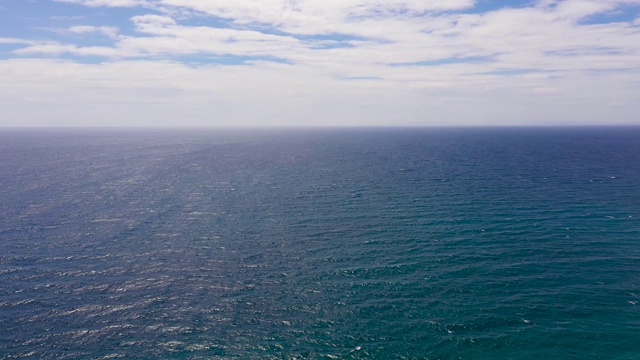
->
1, 0, 640, 127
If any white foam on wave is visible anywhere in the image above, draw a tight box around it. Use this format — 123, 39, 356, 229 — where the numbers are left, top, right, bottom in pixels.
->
0, 299, 35, 308
96, 353, 126, 359
90, 218, 123, 223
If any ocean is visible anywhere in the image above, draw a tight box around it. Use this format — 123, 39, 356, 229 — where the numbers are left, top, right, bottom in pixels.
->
0, 127, 638, 359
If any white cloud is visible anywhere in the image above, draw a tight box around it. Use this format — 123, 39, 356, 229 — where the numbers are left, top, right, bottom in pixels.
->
19, 5, 640, 72
545, 0, 616, 20
14, 43, 119, 57
131, 14, 176, 28
17, 15, 304, 58
156, 0, 475, 29
1, 56, 638, 127
3, 0, 639, 126
51, 15, 86, 20
0, 37, 34, 45
67, 25, 120, 39
55, 0, 151, 7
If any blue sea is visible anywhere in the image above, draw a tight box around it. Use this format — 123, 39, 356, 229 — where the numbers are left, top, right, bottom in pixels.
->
0, 127, 638, 359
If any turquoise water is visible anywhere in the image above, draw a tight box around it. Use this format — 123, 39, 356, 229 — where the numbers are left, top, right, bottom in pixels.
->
0, 127, 638, 359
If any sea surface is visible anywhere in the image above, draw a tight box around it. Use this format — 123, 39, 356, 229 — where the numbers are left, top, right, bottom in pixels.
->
0, 127, 638, 359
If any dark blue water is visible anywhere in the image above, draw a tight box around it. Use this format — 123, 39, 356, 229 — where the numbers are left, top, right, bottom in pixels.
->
0, 127, 638, 359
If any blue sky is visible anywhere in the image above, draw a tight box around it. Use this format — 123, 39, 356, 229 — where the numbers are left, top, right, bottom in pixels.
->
1, 0, 640, 126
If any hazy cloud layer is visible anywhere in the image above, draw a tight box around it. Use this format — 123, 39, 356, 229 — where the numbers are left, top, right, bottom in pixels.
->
1, 0, 640, 126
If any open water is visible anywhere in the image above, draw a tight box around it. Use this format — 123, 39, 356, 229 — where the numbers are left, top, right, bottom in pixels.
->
0, 127, 639, 359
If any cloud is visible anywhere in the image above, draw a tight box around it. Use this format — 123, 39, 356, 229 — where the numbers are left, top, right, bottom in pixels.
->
67, 25, 120, 39
154, 0, 476, 32
2, 55, 638, 127
14, 43, 119, 57
0, 38, 35, 45
2, 0, 640, 126
19, 5, 640, 72
55, 0, 151, 7
51, 15, 86, 20
17, 15, 304, 59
